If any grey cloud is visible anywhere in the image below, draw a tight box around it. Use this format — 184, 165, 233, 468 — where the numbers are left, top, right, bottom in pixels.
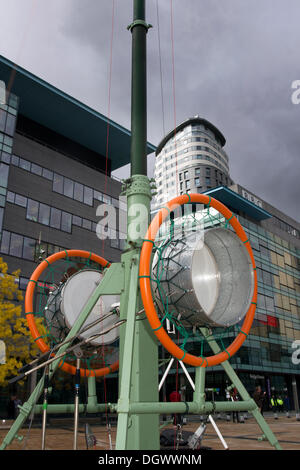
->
0, 0, 299, 220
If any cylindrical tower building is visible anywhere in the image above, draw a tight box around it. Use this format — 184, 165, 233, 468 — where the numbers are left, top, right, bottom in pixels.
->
154, 116, 233, 208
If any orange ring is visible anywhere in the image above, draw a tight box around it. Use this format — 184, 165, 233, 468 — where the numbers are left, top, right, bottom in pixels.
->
139, 194, 257, 367
25, 249, 119, 377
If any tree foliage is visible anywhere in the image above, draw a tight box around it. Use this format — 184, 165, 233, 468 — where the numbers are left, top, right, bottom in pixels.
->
0, 258, 40, 385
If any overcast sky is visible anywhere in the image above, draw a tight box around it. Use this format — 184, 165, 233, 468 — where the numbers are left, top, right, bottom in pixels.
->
0, 0, 299, 220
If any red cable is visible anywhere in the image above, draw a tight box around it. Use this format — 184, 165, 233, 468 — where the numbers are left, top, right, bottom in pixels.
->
170, 0, 179, 198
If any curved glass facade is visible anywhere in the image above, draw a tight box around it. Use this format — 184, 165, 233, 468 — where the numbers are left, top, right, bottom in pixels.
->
154, 119, 233, 209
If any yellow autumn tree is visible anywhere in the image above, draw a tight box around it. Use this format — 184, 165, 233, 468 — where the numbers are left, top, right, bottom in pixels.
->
0, 257, 41, 385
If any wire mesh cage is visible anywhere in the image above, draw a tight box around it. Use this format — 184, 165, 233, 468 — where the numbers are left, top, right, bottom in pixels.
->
150, 202, 255, 361
26, 251, 119, 376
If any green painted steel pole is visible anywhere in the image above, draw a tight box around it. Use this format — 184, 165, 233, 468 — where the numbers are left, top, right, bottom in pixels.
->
128, 400, 256, 414
87, 376, 98, 409
33, 403, 110, 414
194, 366, 206, 407
115, 0, 159, 450
130, 0, 147, 176
126, 0, 152, 248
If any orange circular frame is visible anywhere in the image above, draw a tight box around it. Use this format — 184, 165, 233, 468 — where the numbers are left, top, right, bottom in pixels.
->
25, 249, 119, 377
139, 193, 257, 368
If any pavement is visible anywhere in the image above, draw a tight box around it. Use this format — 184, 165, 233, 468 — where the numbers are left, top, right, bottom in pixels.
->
0, 412, 299, 450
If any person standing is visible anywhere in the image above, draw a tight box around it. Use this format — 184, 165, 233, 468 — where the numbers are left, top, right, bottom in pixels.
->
284, 394, 291, 418
231, 387, 240, 423
277, 396, 284, 413
253, 386, 266, 416
270, 395, 279, 419
14, 396, 22, 417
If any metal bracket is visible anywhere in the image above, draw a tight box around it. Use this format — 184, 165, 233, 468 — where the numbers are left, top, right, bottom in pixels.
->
73, 346, 83, 359
127, 20, 152, 32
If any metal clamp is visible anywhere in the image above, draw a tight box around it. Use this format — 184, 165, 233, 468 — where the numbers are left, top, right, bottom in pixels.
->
127, 20, 152, 32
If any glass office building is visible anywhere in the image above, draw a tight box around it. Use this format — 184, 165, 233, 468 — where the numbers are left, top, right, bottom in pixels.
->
0, 55, 155, 289
0, 55, 155, 410
170, 185, 300, 411
154, 120, 300, 411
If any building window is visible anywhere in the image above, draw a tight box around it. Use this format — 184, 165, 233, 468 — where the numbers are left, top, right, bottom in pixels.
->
31, 163, 43, 176
186, 180, 190, 190
179, 173, 182, 181
73, 215, 82, 227
42, 168, 53, 180
27, 199, 39, 222
74, 182, 84, 202
38, 203, 50, 226
205, 177, 211, 185
1, 231, 10, 254
23, 237, 35, 260
0, 110, 6, 133
61, 211, 72, 233
53, 173, 64, 194
5, 113, 16, 136
63, 178, 74, 198
10, 154, 114, 211
1, 152, 11, 164
19, 158, 31, 171
184, 171, 188, 179
82, 219, 92, 231
6, 191, 15, 203
19, 277, 29, 290
9, 233, 23, 258
11, 155, 19, 166
195, 168, 200, 175
94, 191, 103, 203
84, 186, 93, 206
195, 177, 200, 186
205, 167, 211, 176
103, 194, 111, 205
0, 207, 3, 233
50, 207, 61, 230
15, 194, 27, 208
0, 163, 9, 188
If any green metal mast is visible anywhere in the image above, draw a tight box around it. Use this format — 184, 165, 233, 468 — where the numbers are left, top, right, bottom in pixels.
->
115, 0, 159, 449
130, 0, 148, 177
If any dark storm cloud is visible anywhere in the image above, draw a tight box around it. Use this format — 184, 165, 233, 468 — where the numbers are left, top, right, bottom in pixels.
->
60, 0, 300, 220
0, 0, 299, 220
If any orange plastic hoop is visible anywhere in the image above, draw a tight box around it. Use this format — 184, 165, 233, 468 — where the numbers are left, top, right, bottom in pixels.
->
25, 249, 119, 377
139, 194, 257, 367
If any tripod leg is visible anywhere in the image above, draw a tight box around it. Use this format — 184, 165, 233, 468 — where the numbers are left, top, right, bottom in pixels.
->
73, 357, 81, 450
200, 328, 282, 450
41, 366, 50, 450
